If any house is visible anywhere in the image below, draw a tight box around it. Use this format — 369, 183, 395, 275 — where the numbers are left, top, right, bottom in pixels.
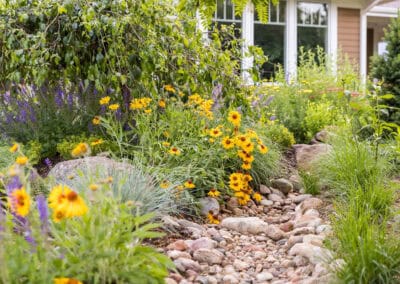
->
211, 0, 400, 82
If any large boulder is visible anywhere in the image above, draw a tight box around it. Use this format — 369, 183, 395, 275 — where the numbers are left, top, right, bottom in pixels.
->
221, 217, 268, 235
292, 144, 332, 171
47, 156, 136, 185
199, 197, 220, 216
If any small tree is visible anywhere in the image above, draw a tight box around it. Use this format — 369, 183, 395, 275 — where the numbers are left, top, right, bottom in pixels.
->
370, 13, 400, 122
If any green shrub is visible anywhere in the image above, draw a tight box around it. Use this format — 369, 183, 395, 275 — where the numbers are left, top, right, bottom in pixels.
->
371, 14, 400, 122
264, 123, 295, 149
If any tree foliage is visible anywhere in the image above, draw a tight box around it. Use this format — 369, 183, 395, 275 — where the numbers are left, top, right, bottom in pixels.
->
178, 0, 278, 24
371, 13, 400, 122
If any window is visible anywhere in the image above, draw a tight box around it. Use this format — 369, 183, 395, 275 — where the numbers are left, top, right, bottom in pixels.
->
213, 0, 241, 38
297, 2, 328, 57
254, 1, 286, 79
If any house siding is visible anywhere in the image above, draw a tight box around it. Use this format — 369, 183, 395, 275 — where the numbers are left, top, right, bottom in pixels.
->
338, 8, 360, 66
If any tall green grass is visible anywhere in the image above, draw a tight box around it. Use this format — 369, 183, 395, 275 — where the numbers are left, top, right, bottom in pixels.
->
316, 134, 400, 282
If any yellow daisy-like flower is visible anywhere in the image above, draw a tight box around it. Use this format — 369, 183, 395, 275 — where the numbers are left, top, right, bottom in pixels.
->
229, 181, 242, 192
89, 184, 99, 191
208, 188, 221, 197
99, 96, 110, 105
108, 104, 119, 111
144, 109, 152, 114
54, 278, 83, 284
178, 91, 185, 97
164, 85, 176, 93
241, 161, 252, 170
228, 110, 241, 127
209, 128, 222, 138
90, 139, 103, 146
9, 143, 19, 153
243, 173, 253, 183
238, 195, 250, 206
52, 209, 66, 223
158, 99, 166, 108
162, 141, 171, 147
209, 138, 215, 143
92, 116, 101, 125
242, 153, 254, 163
71, 143, 90, 157
222, 136, 234, 150
184, 180, 195, 189
176, 185, 184, 191
160, 180, 170, 189
258, 144, 269, 154
16, 156, 28, 166
253, 192, 262, 203
242, 142, 254, 153
234, 191, 245, 198
246, 129, 258, 139
9, 187, 31, 217
169, 147, 181, 156
235, 135, 250, 147
48, 185, 88, 220
207, 211, 220, 224
229, 172, 242, 183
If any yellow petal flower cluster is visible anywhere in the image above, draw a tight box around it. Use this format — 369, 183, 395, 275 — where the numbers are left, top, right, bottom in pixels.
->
207, 188, 220, 197
48, 185, 88, 222
54, 278, 82, 284
99, 96, 110, 105
229, 173, 254, 206
16, 156, 28, 166
8, 187, 31, 217
187, 94, 214, 119
164, 85, 176, 93
207, 212, 220, 224
71, 143, 90, 157
130, 97, 152, 110
184, 180, 195, 189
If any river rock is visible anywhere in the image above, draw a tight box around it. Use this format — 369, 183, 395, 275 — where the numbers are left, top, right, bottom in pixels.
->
199, 197, 220, 216
265, 224, 285, 241
193, 248, 224, 265
289, 243, 332, 265
221, 217, 268, 235
293, 144, 332, 171
271, 178, 293, 195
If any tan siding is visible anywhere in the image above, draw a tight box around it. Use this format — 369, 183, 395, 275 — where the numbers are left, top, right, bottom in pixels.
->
338, 8, 360, 66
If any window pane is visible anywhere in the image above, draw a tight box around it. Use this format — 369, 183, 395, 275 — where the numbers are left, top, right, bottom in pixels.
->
226, 0, 234, 20
270, 2, 277, 22
217, 0, 224, 19
297, 26, 327, 53
297, 2, 328, 26
254, 24, 285, 79
279, 1, 286, 23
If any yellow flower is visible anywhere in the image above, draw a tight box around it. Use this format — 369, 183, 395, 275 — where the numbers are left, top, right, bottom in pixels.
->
160, 180, 170, 189
242, 142, 254, 153
89, 184, 99, 191
258, 144, 269, 154
108, 104, 119, 111
242, 152, 254, 163
100, 176, 113, 184
54, 278, 83, 284
253, 192, 262, 202
158, 99, 166, 108
235, 135, 250, 147
229, 172, 242, 183
48, 185, 88, 220
163, 131, 170, 138
184, 180, 195, 189
176, 185, 184, 191
241, 161, 252, 170
207, 211, 220, 224
144, 108, 152, 114
16, 156, 28, 166
209, 138, 215, 143
169, 147, 181, 156
228, 110, 241, 127
90, 139, 103, 146
71, 143, 90, 157
162, 141, 171, 147
9, 187, 31, 217
164, 85, 176, 93
9, 143, 19, 153
246, 129, 258, 139
243, 173, 253, 183
222, 137, 234, 150
99, 96, 110, 105
209, 128, 222, 138
238, 195, 250, 205
178, 91, 185, 97
208, 188, 220, 197
92, 116, 101, 125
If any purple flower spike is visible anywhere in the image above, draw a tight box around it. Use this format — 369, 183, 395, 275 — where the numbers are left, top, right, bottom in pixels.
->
44, 158, 52, 168
36, 195, 49, 236
6, 176, 23, 195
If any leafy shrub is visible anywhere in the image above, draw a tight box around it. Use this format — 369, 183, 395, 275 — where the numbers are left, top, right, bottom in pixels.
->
371, 14, 400, 122
263, 122, 295, 148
